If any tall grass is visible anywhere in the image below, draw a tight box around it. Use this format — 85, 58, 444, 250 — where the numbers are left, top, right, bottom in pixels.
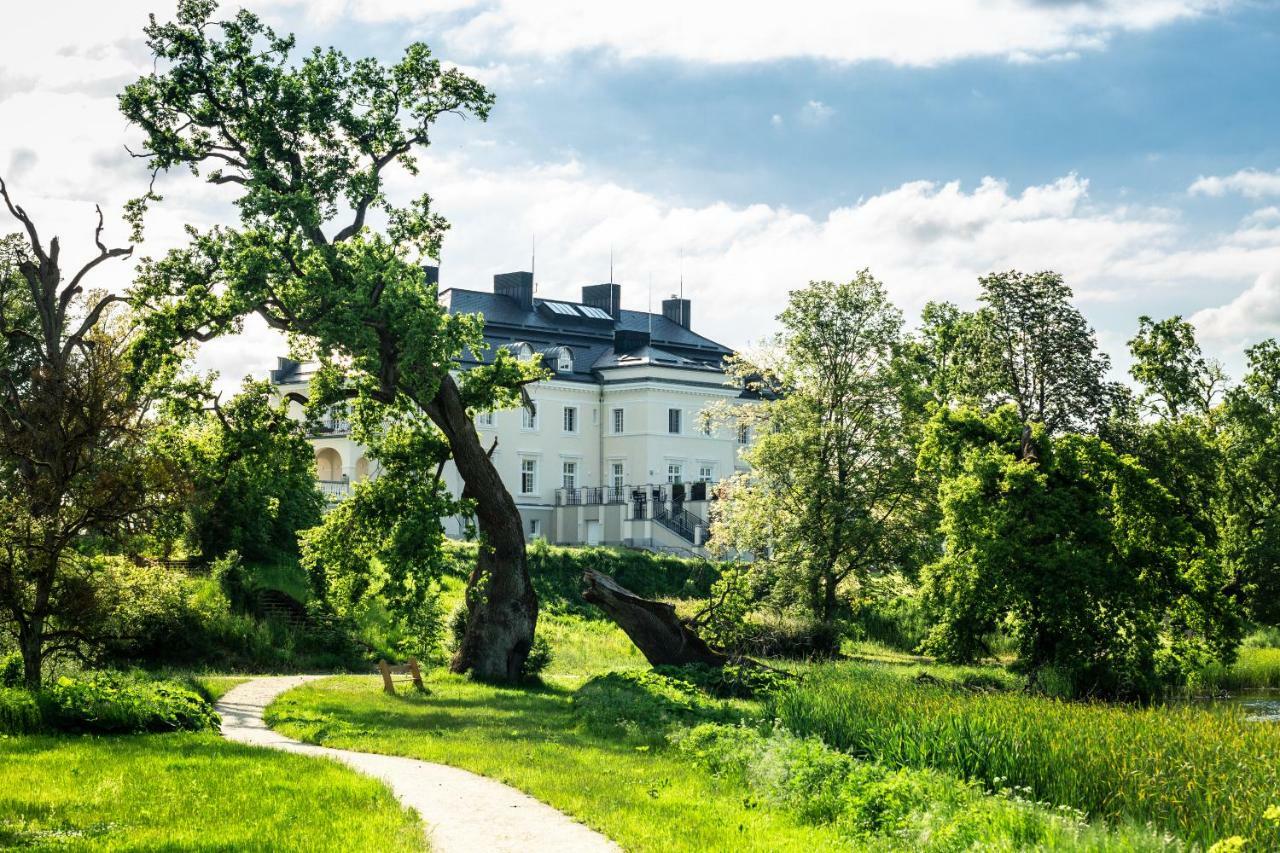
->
1193, 646, 1280, 692
771, 662, 1280, 847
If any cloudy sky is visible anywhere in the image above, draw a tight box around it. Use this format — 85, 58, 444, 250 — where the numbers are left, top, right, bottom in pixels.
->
3, 0, 1280, 389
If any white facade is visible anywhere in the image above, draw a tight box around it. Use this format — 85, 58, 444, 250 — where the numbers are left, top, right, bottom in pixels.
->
269, 271, 754, 555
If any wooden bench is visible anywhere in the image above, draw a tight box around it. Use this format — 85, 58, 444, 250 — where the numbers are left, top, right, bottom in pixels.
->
378, 658, 426, 695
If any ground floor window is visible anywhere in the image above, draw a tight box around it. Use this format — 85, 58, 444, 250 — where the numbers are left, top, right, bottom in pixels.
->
521, 458, 538, 494
529, 518, 541, 538
611, 462, 625, 491
667, 463, 683, 484
699, 464, 714, 482
562, 460, 577, 490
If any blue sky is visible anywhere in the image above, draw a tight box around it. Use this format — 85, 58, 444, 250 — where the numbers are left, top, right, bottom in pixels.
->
2, 0, 1280, 387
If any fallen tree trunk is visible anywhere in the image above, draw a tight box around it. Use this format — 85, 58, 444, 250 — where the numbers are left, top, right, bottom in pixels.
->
582, 569, 727, 667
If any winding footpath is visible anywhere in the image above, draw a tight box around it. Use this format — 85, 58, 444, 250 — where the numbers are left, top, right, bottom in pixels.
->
215, 676, 620, 852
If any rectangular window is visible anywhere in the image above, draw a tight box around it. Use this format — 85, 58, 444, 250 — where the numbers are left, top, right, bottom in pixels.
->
611, 462, 625, 491
562, 461, 577, 490
476, 410, 494, 428
522, 404, 538, 431
520, 458, 537, 494
563, 406, 578, 433
612, 407, 624, 434
668, 408, 682, 434
529, 519, 541, 538
667, 463, 683, 484
699, 465, 714, 483
737, 423, 750, 445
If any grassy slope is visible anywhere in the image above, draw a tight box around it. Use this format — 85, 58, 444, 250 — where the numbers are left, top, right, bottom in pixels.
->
0, 733, 425, 851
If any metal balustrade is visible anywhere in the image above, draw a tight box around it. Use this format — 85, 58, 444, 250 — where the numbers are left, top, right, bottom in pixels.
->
554, 481, 717, 507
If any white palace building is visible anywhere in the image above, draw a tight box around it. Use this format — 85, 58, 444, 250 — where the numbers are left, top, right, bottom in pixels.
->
268, 269, 755, 555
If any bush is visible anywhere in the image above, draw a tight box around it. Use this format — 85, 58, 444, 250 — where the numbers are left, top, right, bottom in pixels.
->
0, 652, 22, 688
653, 662, 788, 699
847, 582, 931, 653
521, 636, 553, 681
0, 687, 42, 734
40, 671, 219, 734
444, 540, 722, 614
740, 614, 841, 659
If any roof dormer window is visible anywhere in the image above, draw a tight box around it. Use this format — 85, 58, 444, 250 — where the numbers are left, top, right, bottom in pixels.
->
556, 347, 573, 372
512, 341, 534, 360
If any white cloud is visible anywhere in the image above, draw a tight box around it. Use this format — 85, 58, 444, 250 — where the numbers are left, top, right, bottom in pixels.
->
1192, 270, 1280, 347
799, 100, 834, 125
433, 0, 1226, 67
769, 114, 783, 127
1189, 168, 1280, 198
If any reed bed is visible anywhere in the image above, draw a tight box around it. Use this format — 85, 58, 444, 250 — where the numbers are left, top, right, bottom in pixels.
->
771, 663, 1280, 847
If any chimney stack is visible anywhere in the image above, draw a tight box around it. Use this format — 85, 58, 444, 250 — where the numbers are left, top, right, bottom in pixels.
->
662, 296, 691, 329
582, 282, 622, 319
494, 271, 534, 310
423, 264, 439, 298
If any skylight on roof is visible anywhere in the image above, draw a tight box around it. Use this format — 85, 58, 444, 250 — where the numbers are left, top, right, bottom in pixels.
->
545, 302, 579, 316
579, 305, 612, 320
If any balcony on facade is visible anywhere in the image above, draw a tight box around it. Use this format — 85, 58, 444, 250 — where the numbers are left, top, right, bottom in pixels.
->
553, 481, 717, 508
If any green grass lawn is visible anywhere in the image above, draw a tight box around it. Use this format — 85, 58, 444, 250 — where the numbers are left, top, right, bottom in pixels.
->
267, 673, 845, 852
187, 674, 252, 702
0, 733, 426, 851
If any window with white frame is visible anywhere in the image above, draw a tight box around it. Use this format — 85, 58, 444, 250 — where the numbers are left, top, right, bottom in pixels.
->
522, 404, 538, 431
611, 461, 625, 491
667, 463, 683, 484
529, 519, 541, 538
520, 458, 538, 494
668, 408, 681, 434
556, 348, 573, 372
612, 407, 624, 434
737, 423, 750, 445
476, 410, 494, 428
563, 405, 578, 433
562, 460, 577, 490
699, 464, 714, 483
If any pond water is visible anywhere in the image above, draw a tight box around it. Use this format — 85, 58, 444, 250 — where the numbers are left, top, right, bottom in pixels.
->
1191, 692, 1280, 722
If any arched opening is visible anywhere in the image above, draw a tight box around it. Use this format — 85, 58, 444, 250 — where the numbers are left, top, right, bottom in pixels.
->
556, 347, 573, 372
315, 447, 343, 481
355, 456, 371, 481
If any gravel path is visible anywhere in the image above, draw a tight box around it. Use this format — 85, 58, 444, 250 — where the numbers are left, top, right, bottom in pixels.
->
216, 676, 620, 853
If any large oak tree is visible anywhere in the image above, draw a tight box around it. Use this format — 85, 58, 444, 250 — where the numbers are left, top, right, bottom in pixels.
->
121, 0, 542, 680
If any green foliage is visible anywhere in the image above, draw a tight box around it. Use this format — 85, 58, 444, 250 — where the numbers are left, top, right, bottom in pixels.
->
675, 722, 1169, 850
710, 274, 930, 623
771, 663, 1280, 847
1219, 339, 1280, 626
0, 687, 42, 734
653, 662, 788, 699
1128, 315, 1226, 419
157, 379, 323, 564
446, 539, 722, 612
0, 652, 21, 688
847, 578, 932, 653
739, 614, 843, 660
38, 672, 219, 734
919, 405, 1240, 698
521, 635, 553, 681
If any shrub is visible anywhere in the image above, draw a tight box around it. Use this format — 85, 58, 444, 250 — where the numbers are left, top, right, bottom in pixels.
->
444, 540, 722, 614
740, 614, 841, 659
653, 662, 787, 699
521, 636, 553, 682
0, 652, 22, 688
40, 672, 219, 734
0, 687, 42, 734
770, 662, 1280, 847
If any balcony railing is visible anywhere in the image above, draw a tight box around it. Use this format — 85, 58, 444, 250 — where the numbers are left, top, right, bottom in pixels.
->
554, 481, 716, 507
310, 419, 351, 437
318, 479, 351, 498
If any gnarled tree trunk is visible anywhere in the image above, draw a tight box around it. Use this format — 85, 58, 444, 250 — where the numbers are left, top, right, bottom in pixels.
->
583, 569, 726, 667
426, 374, 537, 681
